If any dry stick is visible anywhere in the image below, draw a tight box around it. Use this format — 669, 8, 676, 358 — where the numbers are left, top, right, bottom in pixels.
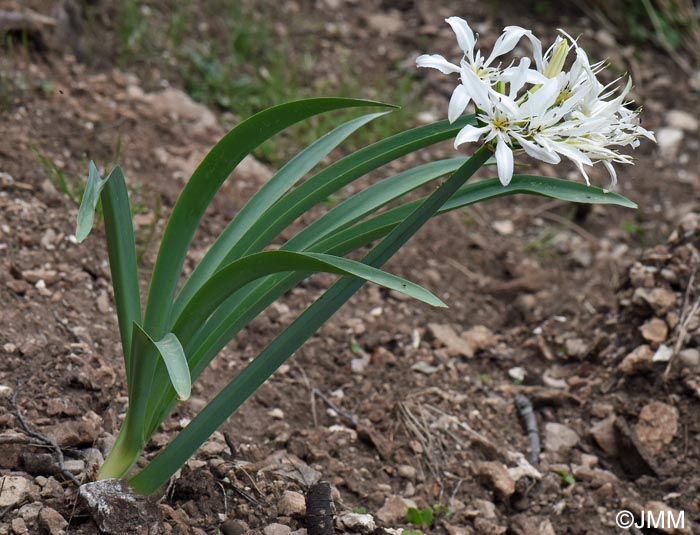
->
11, 382, 81, 487
514, 394, 541, 465
216, 481, 228, 519
312, 389, 357, 429
664, 256, 700, 381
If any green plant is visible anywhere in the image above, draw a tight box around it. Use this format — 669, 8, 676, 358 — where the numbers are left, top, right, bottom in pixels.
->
76, 18, 649, 495
407, 506, 434, 530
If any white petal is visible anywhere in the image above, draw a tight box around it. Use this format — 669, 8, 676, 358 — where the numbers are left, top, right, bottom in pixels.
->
486, 26, 529, 65
512, 133, 561, 164
496, 137, 514, 186
454, 125, 489, 148
525, 76, 561, 117
602, 160, 618, 188
448, 84, 471, 123
461, 67, 491, 111
416, 54, 461, 74
445, 17, 475, 55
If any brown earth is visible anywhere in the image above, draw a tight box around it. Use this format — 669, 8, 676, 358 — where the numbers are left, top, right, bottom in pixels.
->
1, 1, 700, 534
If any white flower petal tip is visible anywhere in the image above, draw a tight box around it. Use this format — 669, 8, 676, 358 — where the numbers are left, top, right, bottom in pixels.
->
416, 54, 461, 74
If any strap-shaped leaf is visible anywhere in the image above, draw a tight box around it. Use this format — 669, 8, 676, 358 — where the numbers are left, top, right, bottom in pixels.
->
171, 110, 390, 321
76, 161, 108, 242
212, 115, 478, 270
143, 98, 393, 339
152, 333, 191, 401
129, 146, 493, 495
76, 164, 141, 368
173, 250, 445, 344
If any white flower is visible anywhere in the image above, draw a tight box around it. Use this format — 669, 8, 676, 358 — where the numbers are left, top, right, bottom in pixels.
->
416, 19, 655, 187
417, 17, 538, 123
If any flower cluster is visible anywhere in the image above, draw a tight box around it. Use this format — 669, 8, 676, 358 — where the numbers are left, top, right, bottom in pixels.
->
417, 18, 655, 186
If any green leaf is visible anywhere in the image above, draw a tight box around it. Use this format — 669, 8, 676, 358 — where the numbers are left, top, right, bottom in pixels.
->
76, 161, 108, 242
152, 333, 191, 401
80, 165, 141, 370
212, 115, 477, 269
128, 147, 492, 495
172, 110, 390, 321
314, 174, 637, 255
173, 250, 446, 344
406, 507, 423, 527
143, 98, 393, 339
406, 507, 433, 528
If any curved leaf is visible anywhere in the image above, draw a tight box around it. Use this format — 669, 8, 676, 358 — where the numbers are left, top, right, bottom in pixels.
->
153, 333, 191, 401
143, 98, 394, 338
76, 161, 108, 242
129, 147, 492, 495
171, 110, 391, 321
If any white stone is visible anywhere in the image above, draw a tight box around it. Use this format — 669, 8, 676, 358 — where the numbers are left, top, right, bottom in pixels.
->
544, 423, 580, 452
656, 127, 684, 160
666, 110, 699, 132
337, 512, 376, 534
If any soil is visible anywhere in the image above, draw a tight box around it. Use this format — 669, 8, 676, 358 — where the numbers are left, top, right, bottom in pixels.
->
1, 0, 700, 534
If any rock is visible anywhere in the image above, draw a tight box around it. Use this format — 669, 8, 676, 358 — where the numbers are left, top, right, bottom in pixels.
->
475, 461, 515, 499
679, 348, 700, 370
571, 467, 618, 486
666, 110, 699, 132
618, 345, 654, 375
544, 423, 580, 453
640, 318, 668, 344
263, 524, 292, 535
365, 12, 402, 36
96, 290, 110, 313
492, 219, 514, 235
38, 507, 68, 535
564, 338, 587, 358
635, 401, 679, 455
140, 88, 218, 137
79, 479, 162, 535
257, 451, 321, 486
614, 418, 660, 478
411, 361, 440, 374
42, 411, 102, 446
656, 127, 684, 160
21, 269, 58, 285
0, 476, 39, 508
632, 287, 677, 315
0, 384, 13, 399
473, 517, 506, 535
12, 517, 28, 534
473, 498, 497, 519
509, 515, 556, 535
376, 495, 415, 524
220, 520, 249, 535
397, 465, 417, 480
428, 323, 475, 357
428, 323, 495, 357
644, 501, 690, 534
278, 490, 306, 517
652, 344, 673, 363
590, 416, 618, 457
7, 279, 32, 295
461, 325, 497, 354
337, 512, 376, 533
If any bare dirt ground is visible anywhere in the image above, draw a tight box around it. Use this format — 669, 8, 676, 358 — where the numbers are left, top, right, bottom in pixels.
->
1, 1, 700, 534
